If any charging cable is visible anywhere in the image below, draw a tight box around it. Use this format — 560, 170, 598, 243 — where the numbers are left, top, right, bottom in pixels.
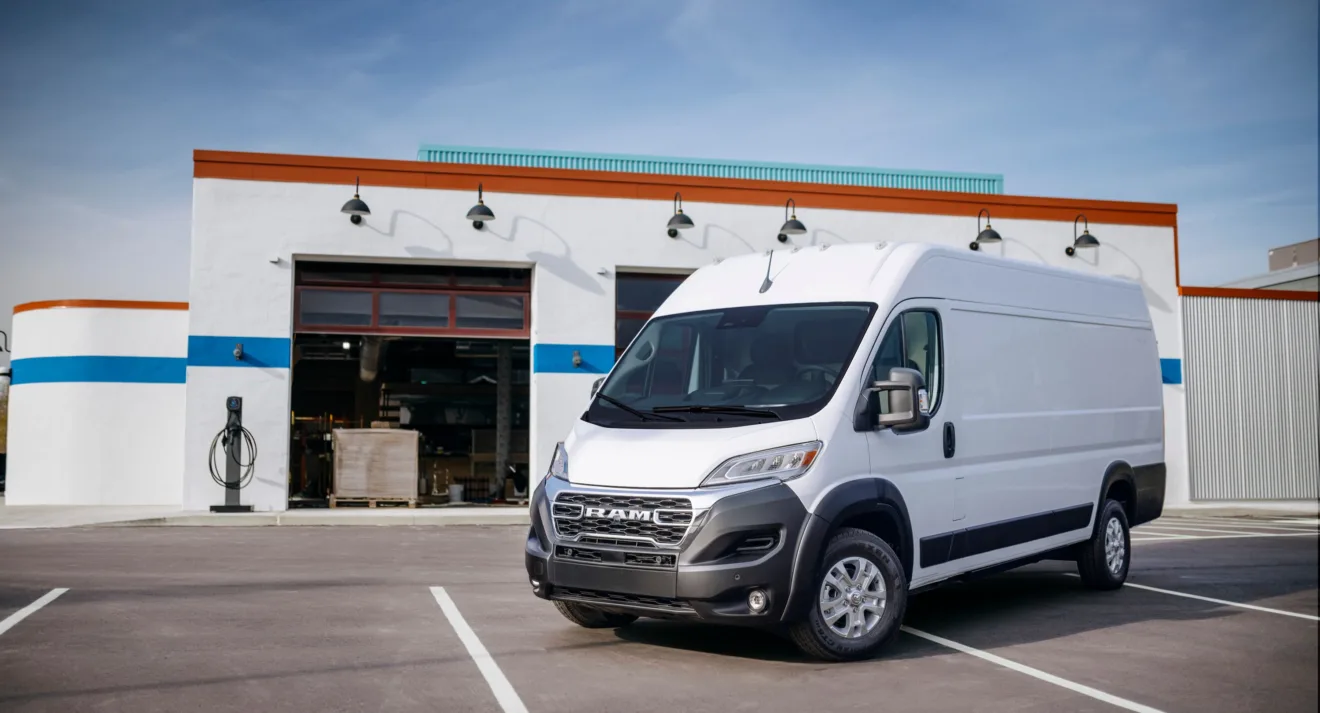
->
209, 424, 258, 490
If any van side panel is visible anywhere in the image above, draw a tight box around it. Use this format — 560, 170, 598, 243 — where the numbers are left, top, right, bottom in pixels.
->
924, 298, 1163, 576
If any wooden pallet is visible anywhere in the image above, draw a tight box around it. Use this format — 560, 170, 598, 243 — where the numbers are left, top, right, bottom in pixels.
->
328, 496, 417, 509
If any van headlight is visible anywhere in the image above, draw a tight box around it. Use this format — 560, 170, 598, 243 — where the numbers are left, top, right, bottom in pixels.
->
547, 442, 569, 481
700, 441, 822, 488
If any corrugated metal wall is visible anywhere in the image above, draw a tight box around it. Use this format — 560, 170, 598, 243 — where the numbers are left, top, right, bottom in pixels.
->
1183, 295, 1319, 500
417, 145, 1005, 195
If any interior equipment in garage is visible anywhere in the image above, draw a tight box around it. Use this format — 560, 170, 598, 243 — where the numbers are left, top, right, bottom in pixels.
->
209, 396, 256, 513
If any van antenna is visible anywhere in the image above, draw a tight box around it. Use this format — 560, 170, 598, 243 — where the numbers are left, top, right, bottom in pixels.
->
758, 250, 774, 293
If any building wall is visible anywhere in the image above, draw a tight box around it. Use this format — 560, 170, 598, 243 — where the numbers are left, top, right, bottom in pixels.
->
5, 303, 187, 505
1183, 294, 1319, 500
187, 172, 1184, 511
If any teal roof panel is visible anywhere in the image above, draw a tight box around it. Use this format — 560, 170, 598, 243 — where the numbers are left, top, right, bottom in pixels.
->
417, 144, 1004, 195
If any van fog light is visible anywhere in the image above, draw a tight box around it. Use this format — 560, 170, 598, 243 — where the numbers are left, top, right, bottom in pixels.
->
530, 578, 542, 592
748, 589, 769, 614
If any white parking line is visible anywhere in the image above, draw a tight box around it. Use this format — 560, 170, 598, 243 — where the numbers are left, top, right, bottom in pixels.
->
1131, 531, 1318, 543
902, 626, 1166, 713
0, 588, 68, 637
1141, 523, 1317, 536
1063, 574, 1319, 622
430, 587, 529, 713
1160, 519, 1317, 532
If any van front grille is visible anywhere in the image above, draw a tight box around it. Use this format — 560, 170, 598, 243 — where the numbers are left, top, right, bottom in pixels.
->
552, 492, 694, 549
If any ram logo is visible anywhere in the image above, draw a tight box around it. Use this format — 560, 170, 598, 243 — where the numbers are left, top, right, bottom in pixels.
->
584, 507, 654, 522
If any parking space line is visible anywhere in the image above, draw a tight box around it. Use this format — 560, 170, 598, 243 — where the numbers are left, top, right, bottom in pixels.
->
430, 587, 529, 713
0, 588, 69, 637
902, 626, 1166, 713
1133, 531, 1317, 542
1063, 574, 1319, 621
1160, 519, 1318, 532
1141, 523, 1317, 536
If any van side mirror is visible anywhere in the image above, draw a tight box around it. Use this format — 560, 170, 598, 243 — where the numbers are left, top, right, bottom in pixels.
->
853, 367, 929, 432
590, 377, 605, 397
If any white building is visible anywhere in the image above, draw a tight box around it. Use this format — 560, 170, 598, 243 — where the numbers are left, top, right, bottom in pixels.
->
7, 145, 1199, 510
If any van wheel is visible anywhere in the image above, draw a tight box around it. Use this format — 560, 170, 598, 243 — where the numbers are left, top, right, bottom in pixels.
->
788, 527, 908, 662
1077, 499, 1130, 590
553, 600, 638, 628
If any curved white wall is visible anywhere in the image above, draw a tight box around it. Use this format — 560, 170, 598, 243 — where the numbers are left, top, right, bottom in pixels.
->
6, 303, 187, 505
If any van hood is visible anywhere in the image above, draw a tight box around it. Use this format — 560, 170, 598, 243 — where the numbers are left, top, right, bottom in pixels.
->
563, 418, 820, 489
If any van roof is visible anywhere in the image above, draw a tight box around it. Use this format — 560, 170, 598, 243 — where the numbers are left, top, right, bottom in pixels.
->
655, 242, 1152, 325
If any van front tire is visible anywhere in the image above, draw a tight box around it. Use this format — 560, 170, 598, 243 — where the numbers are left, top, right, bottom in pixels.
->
789, 527, 908, 662
553, 600, 638, 629
1077, 499, 1130, 590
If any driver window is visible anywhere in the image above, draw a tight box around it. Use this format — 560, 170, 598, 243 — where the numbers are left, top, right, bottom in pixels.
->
870, 310, 942, 414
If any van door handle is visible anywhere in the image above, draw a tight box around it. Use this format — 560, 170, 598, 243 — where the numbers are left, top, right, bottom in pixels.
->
943, 422, 956, 459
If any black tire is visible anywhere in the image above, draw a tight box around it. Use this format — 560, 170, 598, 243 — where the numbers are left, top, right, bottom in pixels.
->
552, 600, 638, 629
788, 527, 908, 662
1077, 499, 1130, 590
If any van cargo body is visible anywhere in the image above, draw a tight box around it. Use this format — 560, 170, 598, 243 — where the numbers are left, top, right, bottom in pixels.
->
525, 242, 1165, 661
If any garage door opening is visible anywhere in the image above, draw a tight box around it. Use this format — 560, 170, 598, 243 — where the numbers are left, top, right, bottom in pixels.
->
289, 261, 530, 509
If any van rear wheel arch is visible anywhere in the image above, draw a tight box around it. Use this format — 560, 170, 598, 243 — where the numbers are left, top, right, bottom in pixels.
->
1098, 461, 1137, 532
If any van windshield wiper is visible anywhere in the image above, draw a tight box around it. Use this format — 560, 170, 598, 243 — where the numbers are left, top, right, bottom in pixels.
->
650, 405, 782, 420
594, 393, 684, 422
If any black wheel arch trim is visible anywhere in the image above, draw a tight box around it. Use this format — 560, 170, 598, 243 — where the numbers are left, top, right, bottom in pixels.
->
1097, 460, 1166, 530
781, 477, 913, 622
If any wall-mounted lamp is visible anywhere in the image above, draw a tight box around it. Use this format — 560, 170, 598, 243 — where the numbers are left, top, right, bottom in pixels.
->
0, 329, 9, 353
340, 177, 371, 225
1067, 214, 1100, 257
778, 198, 807, 242
969, 208, 1002, 251
466, 183, 495, 230
233, 343, 244, 361
572, 350, 583, 368
341, 341, 351, 351
667, 192, 695, 238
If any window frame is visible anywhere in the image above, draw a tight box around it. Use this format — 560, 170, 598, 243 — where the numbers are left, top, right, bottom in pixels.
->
294, 285, 530, 338
867, 307, 945, 417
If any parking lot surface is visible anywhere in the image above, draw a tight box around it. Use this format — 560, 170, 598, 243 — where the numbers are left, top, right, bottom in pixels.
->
1, 516, 1315, 713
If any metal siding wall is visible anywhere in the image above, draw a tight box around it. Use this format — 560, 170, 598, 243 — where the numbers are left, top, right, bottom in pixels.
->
1183, 296, 1319, 500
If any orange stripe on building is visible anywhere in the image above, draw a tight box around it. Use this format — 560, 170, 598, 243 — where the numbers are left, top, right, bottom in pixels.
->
193, 150, 1180, 229
13, 300, 190, 315
1178, 286, 1318, 302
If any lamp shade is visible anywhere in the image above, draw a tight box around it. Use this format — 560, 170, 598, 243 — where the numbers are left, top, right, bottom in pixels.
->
667, 212, 695, 231
1074, 230, 1100, 249
975, 226, 1002, 244
341, 197, 370, 216
466, 203, 495, 222
779, 217, 808, 235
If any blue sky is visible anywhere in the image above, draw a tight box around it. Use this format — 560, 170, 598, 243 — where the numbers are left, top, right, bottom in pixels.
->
0, 0, 1316, 360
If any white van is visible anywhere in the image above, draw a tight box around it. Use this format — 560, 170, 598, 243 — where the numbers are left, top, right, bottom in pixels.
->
525, 242, 1166, 661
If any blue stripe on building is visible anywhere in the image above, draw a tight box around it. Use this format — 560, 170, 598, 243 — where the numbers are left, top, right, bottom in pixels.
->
188, 336, 292, 368
10, 356, 186, 385
1160, 358, 1182, 385
533, 344, 615, 374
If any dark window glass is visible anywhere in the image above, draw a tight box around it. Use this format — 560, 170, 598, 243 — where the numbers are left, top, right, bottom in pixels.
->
379, 292, 450, 328
870, 310, 942, 414
589, 303, 875, 429
299, 290, 372, 326
616, 274, 686, 312
455, 295, 525, 330
615, 317, 648, 354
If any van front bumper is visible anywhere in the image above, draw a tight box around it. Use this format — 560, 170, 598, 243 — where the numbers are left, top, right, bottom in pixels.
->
525, 477, 809, 627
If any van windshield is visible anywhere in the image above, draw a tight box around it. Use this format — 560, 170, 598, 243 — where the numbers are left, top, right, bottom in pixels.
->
585, 302, 876, 428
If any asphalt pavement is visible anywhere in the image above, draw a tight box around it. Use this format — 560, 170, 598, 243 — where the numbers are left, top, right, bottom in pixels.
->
0, 516, 1315, 713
